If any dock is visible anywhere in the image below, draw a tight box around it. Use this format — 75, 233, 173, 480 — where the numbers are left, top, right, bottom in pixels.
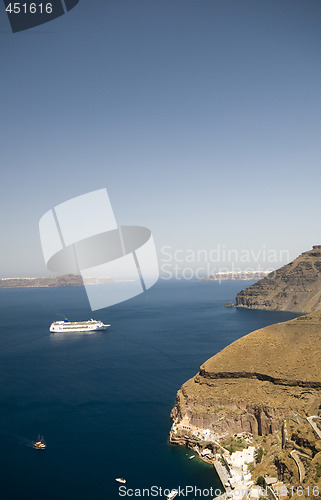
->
213, 457, 230, 487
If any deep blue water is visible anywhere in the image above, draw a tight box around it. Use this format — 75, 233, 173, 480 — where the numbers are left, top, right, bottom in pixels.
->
0, 280, 299, 500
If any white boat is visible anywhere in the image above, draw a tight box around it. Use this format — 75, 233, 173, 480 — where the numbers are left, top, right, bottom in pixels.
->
115, 478, 126, 484
167, 489, 178, 500
50, 319, 110, 333
189, 455, 195, 459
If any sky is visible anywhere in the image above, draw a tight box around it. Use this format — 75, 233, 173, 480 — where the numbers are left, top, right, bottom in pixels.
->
1, 0, 321, 277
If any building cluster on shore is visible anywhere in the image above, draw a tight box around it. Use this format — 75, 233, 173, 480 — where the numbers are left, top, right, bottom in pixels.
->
170, 420, 291, 499
203, 270, 272, 281
214, 448, 288, 500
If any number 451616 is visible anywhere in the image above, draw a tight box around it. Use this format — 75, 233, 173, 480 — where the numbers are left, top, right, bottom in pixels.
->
5, 3, 53, 14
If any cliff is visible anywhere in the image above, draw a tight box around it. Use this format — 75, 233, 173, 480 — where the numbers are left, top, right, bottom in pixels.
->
170, 312, 321, 444
235, 245, 321, 313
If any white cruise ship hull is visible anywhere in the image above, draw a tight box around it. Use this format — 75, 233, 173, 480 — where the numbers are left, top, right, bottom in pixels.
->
49, 320, 110, 333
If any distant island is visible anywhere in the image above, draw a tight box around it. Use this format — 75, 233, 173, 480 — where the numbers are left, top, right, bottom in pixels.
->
0, 274, 114, 289
203, 270, 272, 281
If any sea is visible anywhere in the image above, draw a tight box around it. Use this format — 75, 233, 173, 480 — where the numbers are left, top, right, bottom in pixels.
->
0, 280, 299, 500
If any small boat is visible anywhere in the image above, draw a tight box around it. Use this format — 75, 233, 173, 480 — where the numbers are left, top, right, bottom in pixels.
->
167, 489, 178, 500
115, 478, 126, 484
33, 435, 46, 450
189, 455, 195, 459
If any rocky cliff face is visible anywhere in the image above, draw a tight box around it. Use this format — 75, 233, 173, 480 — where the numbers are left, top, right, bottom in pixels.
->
170, 313, 321, 445
235, 246, 321, 313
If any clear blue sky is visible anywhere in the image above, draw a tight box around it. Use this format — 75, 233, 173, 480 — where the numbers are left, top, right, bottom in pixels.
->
1, 0, 321, 277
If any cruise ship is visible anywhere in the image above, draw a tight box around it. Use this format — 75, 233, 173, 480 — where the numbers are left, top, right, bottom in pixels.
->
49, 319, 110, 333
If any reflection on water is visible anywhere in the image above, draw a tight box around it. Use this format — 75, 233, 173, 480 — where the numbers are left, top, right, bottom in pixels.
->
49, 331, 104, 341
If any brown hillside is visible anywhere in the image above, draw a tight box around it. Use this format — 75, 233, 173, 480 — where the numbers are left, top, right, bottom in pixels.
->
170, 312, 321, 439
236, 245, 321, 313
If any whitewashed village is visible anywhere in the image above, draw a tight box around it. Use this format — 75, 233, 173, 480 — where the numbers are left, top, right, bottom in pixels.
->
170, 418, 292, 500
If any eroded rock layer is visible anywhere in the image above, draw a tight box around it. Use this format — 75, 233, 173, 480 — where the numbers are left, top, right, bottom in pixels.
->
236, 245, 321, 313
170, 313, 321, 442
